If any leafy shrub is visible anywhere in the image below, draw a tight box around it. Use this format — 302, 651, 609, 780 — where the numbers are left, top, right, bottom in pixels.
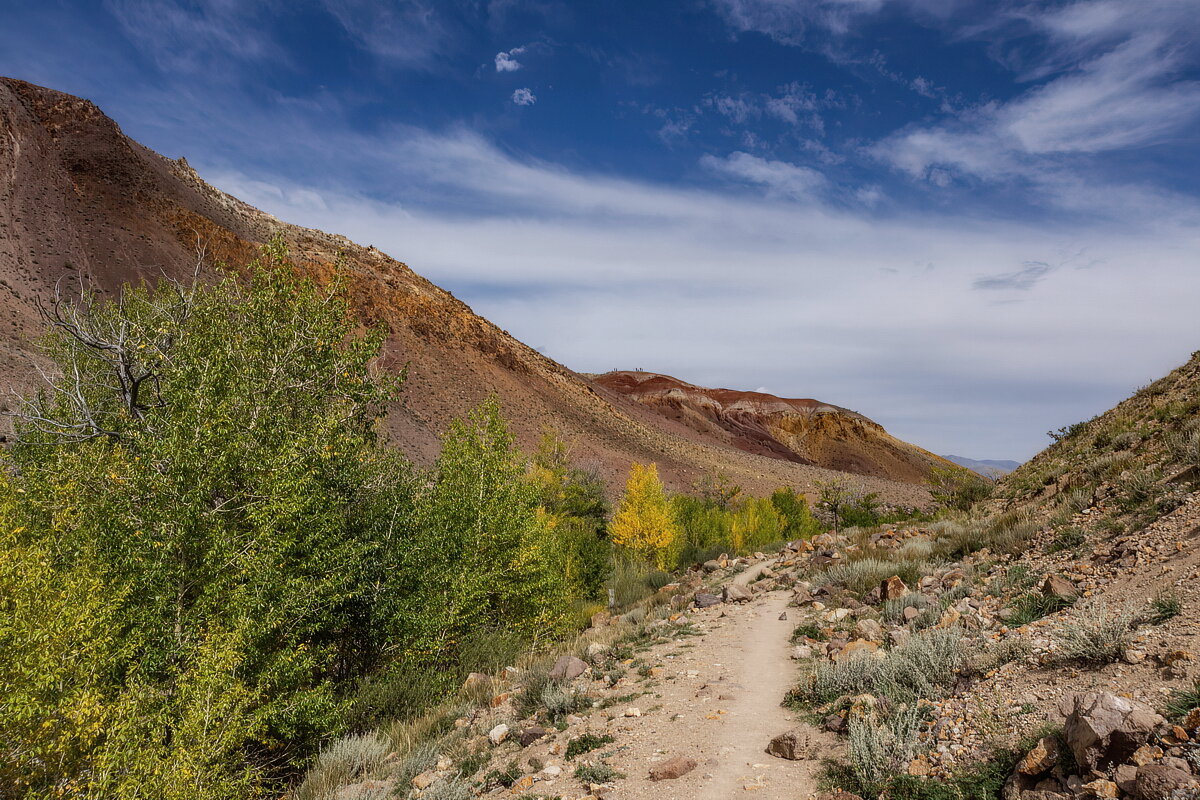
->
792, 623, 829, 642
573, 763, 624, 783
928, 466, 993, 511
566, 733, 615, 760
1054, 602, 1137, 665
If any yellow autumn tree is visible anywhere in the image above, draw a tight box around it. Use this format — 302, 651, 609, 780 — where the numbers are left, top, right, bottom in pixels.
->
609, 462, 681, 568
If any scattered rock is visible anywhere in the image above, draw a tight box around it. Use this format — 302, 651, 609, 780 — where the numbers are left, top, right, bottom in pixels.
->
586, 642, 610, 663
549, 655, 589, 680
722, 584, 752, 603
791, 645, 813, 660
852, 618, 884, 642
694, 592, 721, 609
766, 730, 810, 760
1018, 736, 1061, 776
463, 672, 491, 691
1080, 779, 1119, 798
488, 723, 509, 746
703, 560, 722, 573
1040, 575, 1078, 600
834, 639, 880, 660
624, 707, 642, 717
519, 726, 549, 747
880, 576, 909, 600
648, 756, 697, 781
778, 611, 788, 620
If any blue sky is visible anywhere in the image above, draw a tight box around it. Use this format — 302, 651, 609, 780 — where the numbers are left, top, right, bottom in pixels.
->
3, 0, 1200, 461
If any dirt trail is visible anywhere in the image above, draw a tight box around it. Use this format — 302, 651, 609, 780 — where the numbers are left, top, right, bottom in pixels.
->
592, 567, 836, 799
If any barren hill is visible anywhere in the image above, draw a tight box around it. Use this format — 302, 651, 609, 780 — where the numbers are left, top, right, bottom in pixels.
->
0, 77, 933, 503
594, 371, 955, 484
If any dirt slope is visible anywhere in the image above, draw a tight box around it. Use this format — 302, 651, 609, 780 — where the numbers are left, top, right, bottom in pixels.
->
0, 77, 932, 503
596, 370, 956, 484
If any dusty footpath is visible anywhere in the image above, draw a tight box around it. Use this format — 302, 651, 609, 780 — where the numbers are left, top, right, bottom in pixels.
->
523, 562, 839, 799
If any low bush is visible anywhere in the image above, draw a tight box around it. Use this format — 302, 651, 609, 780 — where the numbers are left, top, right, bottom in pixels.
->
1047, 527, 1086, 553
566, 733, 615, 760
1054, 602, 1137, 665
1007, 593, 1074, 627
1146, 590, 1182, 624
847, 705, 925, 797
882, 593, 934, 624
798, 628, 968, 705
296, 733, 391, 800
823, 558, 928, 596
573, 763, 624, 783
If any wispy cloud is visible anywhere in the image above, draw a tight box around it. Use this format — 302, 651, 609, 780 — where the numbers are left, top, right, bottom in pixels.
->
973, 261, 1052, 291
511, 87, 536, 106
700, 151, 827, 199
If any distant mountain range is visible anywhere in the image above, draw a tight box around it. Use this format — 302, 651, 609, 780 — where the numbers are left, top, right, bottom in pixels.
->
941, 455, 1022, 478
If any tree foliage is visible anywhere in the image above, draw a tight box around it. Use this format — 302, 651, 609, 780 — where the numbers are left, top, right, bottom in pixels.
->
609, 462, 681, 568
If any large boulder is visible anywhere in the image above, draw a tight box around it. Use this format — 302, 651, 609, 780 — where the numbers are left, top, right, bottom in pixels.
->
722, 584, 752, 603
548, 655, 589, 680
1060, 692, 1165, 772
694, 592, 721, 608
1132, 764, 1199, 800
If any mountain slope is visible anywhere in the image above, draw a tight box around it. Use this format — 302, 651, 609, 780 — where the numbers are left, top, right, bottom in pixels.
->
594, 371, 954, 484
0, 77, 932, 503
994, 349, 1200, 526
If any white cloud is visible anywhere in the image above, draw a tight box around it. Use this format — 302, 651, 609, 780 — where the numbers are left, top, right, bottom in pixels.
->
495, 46, 525, 72
200, 124, 1200, 459
872, 0, 1200, 209
511, 87, 536, 106
700, 151, 827, 199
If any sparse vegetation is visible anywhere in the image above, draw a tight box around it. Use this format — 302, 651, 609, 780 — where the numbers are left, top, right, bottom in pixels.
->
565, 733, 615, 760
1146, 590, 1183, 624
1047, 526, 1085, 553
1053, 602, 1137, 665
573, 763, 624, 783
1167, 680, 1200, 719
846, 705, 925, 797
795, 628, 968, 706
1007, 593, 1074, 627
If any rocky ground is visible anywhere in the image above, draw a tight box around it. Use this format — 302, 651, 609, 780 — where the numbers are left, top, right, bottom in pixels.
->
327, 490, 1200, 800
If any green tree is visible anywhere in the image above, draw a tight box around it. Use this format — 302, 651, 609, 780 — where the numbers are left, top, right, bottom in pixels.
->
769, 487, 823, 540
